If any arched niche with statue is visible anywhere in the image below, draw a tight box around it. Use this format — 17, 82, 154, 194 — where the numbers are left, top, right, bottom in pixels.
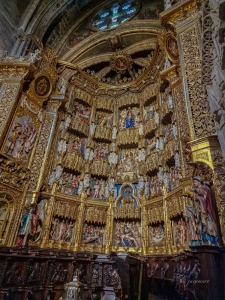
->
112, 182, 142, 250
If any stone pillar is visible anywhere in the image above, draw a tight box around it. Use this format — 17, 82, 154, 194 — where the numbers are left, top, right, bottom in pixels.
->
28, 98, 62, 201
0, 61, 31, 147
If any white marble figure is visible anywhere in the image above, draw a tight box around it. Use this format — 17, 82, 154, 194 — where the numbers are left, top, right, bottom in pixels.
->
55, 165, 63, 179
163, 172, 170, 189
159, 136, 164, 151
138, 176, 145, 191
105, 183, 109, 198
109, 178, 115, 192
57, 139, 64, 153
59, 79, 67, 95
65, 115, 71, 129
48, 170, 56, 186
172, 121, 178, 138
59, 120, 65, 131
174, 151, 180, 168
112, 127, 118, 139
84, 174, 90, 188
90, 123, 96, 136
168, 94, 174, 109
164, 55, 171, 69
108, 152, 118, 165
62, 140, 67, 153
164, 0, 172, 9
154, 111, 160, 125
157, 166, 163, 182
85, 148, 90, 160
138, 123, 144, 136
138, 149, 146, 162
38, 199, 47, 221
144, 181, 150, 197
27, 49, 42, 63
77, 181, 83, 195
89, 149, 95, 161
156, 137, 160, 151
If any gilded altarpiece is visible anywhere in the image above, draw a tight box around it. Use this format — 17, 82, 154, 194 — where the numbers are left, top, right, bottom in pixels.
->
0, 8, 224, 257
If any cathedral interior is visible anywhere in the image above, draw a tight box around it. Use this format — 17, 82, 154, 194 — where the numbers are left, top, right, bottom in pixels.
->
0, 0, 225, 299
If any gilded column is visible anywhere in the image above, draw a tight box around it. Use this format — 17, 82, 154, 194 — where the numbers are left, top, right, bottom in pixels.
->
104, 194, 114, 254
160, 1, 215, 139
141, 202, 148, 256
40, 184, 57, 248
0, 60, 31, 147
28, 99, 62, 201
73, 191, 86, 251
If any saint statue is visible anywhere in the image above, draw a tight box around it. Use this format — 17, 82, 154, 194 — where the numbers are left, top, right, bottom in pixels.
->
125, 108, 135, 129
188, 176, 218, 245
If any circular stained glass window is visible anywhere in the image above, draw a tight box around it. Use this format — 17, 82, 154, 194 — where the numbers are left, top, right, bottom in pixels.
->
91, 0, 139, 31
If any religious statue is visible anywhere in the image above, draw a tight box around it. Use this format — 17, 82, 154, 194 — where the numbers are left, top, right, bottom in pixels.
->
55, 165, 63, 180
59, 78, 67, 95
125, 107, 135, 129
154, 111, 160, 125
84, 174, 90, 188
84, 147, 90, 160
112, 127, 117, 139
65, 115, 71, 129
89, 149, 95, 161
144, 180, 150, 197
26, 49, 42, 63
138, 123, 144, 135
90, 123, 96, 135
48, 170, 56, 186
15, 208, 39, 246
188, 176, 218, 245
168, 94, 173, 109
164, 55, 171, 69
108, 152, 118, 165
174, 150, 180, 168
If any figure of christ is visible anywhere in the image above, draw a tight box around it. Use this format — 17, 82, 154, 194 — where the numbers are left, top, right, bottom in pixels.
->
120, 223, 138, 247
93, 180, 100, 198
98, 179, 106, 199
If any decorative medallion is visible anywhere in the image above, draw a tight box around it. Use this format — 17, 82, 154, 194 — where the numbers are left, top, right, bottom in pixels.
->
166, 35, 179, 63
158, 30, 180, 64
110, 51, 133, 74
34, 75, 51, 98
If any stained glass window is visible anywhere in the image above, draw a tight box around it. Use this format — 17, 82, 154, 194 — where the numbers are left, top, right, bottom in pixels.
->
92, 1, 138, 31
